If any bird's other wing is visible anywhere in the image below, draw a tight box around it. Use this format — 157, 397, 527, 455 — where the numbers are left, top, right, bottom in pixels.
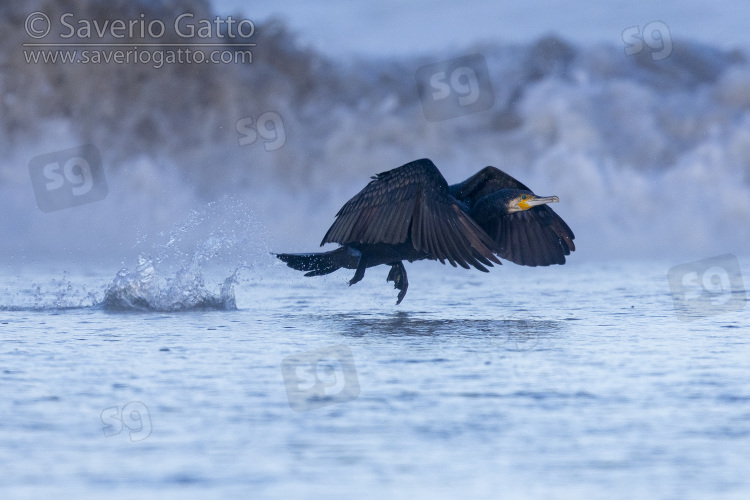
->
488, 206, 575, 266
453, 166, 576, 267
321, 158, 502, 271
450, 166, 532, 205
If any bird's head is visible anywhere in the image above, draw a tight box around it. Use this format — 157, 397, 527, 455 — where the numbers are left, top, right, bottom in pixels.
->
469, 188, 560, 223
508, 190, 559, 213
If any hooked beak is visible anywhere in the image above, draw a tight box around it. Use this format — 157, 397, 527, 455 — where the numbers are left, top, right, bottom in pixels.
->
519, 195, 559, 211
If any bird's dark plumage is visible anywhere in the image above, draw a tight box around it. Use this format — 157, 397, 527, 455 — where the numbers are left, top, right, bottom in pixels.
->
276, 158, 575, 304
451, 166, 575, 266
321, 159, 501, 271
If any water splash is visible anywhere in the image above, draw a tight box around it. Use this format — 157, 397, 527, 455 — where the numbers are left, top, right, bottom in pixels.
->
0, 272, 101, 311
100, 196, 266, 312
101, 255, 237, 312
0, 196, 267, 312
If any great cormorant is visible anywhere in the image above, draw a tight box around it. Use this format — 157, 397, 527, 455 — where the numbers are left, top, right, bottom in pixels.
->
276, 158, 575, 304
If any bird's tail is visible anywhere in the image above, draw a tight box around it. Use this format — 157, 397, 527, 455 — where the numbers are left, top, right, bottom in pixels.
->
275, 247, 358, 277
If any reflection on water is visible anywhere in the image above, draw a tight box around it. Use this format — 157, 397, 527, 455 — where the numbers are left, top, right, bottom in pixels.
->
328, 311, 563, 351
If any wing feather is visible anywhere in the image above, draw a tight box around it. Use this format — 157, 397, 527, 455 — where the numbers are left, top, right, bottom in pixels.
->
443, 216, 471, 269
322, 159, 500, 270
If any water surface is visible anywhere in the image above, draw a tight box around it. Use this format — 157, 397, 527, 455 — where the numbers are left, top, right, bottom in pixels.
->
1, 258, 748, 499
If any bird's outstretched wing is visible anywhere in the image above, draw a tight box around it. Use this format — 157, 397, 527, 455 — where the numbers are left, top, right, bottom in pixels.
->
453, 166, 576, 267
321, 159, 501, 271
450, 166, 533, 204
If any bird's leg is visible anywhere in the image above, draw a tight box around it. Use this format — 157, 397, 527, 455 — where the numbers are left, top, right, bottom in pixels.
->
348, 253, 368, 286
386, 261, 409, 305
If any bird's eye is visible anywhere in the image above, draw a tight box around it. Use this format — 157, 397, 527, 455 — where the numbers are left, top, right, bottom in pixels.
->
521, 195, 527, 200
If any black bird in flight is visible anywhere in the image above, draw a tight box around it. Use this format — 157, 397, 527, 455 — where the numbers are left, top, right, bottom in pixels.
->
276, 158, 575, 304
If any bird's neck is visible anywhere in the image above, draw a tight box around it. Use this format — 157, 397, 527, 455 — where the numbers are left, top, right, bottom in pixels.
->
468, 191, 516, 224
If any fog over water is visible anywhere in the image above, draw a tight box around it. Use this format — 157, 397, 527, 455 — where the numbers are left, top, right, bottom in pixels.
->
2, 1, 749, 269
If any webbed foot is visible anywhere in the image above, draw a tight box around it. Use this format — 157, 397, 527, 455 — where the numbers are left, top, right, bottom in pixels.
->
386, 261, 409, 304
349, 253, 368, 286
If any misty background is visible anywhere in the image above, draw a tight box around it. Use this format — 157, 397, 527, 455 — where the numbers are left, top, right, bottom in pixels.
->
2, 0, 749, 268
